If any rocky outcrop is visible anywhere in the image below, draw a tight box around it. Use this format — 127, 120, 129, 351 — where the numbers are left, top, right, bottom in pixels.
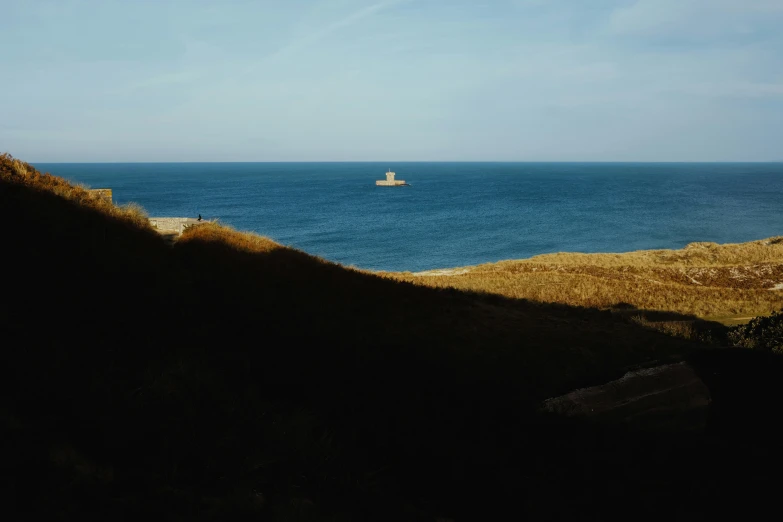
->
542, 362, 711, 432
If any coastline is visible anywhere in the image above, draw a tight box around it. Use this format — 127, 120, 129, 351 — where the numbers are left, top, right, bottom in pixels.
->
32, 161, 783, 274
381, 236, 783, 324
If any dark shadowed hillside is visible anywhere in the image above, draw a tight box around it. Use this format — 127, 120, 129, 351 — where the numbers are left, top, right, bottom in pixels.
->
2, 154, 782, 521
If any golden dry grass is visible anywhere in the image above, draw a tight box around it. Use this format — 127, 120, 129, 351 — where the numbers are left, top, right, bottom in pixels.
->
380, 239, 783, 321
6, 150, 779, 323
179, 221, 282, 254
0, 153, 151, 229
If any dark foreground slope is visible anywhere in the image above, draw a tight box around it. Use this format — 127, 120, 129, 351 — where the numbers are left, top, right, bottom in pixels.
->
2, 155, 782, 521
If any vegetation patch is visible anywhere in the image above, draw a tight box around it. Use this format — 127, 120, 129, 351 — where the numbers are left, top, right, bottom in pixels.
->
384, 238, 783, 321
728, 310, 783, 352
1, 153, 150, 228
3, 152, 783, 520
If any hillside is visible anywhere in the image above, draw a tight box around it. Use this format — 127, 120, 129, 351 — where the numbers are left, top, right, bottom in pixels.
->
385, 237, 783, 328
2, 153, 782, 521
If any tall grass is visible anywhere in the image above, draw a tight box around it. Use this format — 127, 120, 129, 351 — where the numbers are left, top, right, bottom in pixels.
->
179, 221, 282, 254
1, 153, 151, 229
384, 239, 783, 320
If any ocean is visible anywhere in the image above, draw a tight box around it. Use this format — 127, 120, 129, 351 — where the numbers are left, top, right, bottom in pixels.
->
34, 162, 783, 272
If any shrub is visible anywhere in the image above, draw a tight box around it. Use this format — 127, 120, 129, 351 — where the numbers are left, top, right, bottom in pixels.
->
728, 310, 783, 353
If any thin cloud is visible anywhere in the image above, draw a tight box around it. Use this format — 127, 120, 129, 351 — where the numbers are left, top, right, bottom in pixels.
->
609, 0, 783, 40
243, 0, 412, 75
125, 70, 201, 92
680, 81, 783, 99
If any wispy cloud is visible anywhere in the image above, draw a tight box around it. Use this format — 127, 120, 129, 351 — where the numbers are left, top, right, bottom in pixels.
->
679, 81, 783, 98
125, 70, 201, 92
5, 0, 783, 161
243, 0, 412, 75
609, 0, 783, 41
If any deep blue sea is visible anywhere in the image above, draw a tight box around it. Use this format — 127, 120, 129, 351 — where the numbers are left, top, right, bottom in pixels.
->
34, 162, 783, 272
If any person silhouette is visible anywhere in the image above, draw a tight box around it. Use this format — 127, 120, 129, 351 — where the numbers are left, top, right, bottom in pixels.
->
197, 214, 202, 221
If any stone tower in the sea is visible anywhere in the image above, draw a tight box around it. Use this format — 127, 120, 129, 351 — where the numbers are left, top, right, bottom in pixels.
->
376, 169, 407, 186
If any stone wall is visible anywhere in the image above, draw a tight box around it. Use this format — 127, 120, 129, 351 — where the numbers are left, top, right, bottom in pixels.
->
88, 189, 112, 203
149, 217, 207, 235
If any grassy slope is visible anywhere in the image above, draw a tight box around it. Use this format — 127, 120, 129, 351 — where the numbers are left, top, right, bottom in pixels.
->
385, 238, 783, 322
2, 154, 783, 521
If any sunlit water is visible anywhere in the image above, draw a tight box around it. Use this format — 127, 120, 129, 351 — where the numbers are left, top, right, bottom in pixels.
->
35, 162, 783, 272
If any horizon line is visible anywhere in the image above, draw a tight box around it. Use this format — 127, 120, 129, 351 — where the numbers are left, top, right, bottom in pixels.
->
29, 159, 783, 165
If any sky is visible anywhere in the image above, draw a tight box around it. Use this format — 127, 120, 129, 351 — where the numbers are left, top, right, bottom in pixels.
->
1, 0, 782, 162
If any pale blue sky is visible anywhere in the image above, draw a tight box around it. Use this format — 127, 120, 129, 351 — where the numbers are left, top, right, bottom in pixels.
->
2, 0, 782, 161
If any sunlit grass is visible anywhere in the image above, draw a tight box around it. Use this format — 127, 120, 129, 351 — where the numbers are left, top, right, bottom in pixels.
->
179, 221, 282, 254
1, 153, 151, 229
380, 240, 783, 321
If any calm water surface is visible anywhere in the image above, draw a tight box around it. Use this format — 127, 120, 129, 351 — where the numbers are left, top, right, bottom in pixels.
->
34, 162, 783, 272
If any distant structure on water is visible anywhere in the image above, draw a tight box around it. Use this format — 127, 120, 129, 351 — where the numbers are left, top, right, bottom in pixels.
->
376, 169, 408, 187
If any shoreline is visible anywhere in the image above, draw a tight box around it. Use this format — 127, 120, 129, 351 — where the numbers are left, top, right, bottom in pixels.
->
379, 235, 783, 325
395, 236, 783, 276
